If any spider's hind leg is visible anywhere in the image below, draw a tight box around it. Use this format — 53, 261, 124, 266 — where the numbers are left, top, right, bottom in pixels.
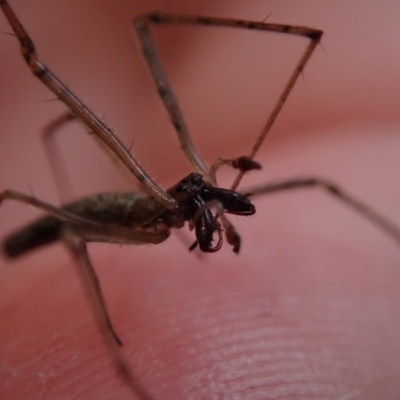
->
62, 227, 158, 400
62, 229, 123, 346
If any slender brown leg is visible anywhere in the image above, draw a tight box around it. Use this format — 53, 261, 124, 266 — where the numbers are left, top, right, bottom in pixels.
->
0, 189, 99, 226
42, 112, 77, 202
42, 112, 139, 202
0, 0, 177, 209
63, 233, 122, 346
134, 13, 322, 190
245, 177, 400, 246
62, 230, 157, 400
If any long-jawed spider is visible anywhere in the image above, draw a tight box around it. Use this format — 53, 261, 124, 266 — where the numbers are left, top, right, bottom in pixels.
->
1, 1, 400, 398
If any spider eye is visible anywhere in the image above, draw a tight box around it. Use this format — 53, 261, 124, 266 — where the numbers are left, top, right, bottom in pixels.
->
174, 173, 205, 194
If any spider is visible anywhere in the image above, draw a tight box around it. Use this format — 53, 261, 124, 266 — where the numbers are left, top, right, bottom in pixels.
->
1, 1, 400, 398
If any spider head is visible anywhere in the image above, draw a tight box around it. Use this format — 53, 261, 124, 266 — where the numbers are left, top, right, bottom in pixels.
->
168, 173, 255, 253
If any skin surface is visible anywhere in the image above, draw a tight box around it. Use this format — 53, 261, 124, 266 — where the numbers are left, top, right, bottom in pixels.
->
1, 1, 400, 399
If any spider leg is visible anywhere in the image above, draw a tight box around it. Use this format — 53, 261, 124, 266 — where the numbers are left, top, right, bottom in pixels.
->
133, 13, 322, 191
42, 112, 142, 203
134, 15, 210, 179
42, 112, 77, 202
244, 176, 400, 246
0, 0, 177, 209
63, 231, 123, 345
62, 230, 158, 400
0, 189, 99, 226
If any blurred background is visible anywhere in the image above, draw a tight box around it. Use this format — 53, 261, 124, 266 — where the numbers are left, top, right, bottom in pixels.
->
1, 2, 400, 398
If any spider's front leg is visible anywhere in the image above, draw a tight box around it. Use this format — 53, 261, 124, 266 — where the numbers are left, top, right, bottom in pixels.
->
0, 0, 177, 209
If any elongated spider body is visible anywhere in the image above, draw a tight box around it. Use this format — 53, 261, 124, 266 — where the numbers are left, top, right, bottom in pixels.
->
4, 173, 255, 257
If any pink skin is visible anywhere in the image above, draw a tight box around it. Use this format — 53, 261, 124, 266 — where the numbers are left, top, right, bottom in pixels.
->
1, 1, 400, 399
